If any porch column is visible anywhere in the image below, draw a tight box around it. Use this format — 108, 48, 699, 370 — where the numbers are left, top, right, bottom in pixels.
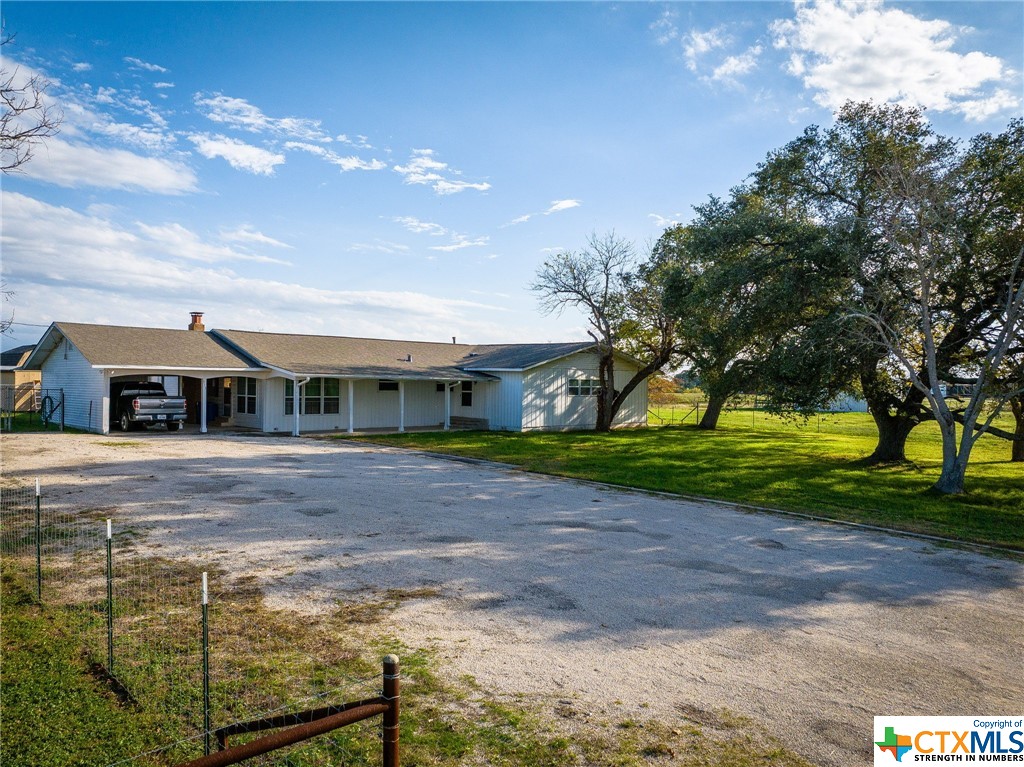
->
398, 380, 405, 433
200, 377, 208, 434
348, 380, 354, 433
444, 381, 451, 431
292, 377, 309, 437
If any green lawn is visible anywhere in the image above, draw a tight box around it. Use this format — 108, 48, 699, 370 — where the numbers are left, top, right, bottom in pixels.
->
337, 411, 1023, 550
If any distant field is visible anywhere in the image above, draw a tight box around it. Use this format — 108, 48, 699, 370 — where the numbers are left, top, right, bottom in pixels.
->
339, 410, 1024, 550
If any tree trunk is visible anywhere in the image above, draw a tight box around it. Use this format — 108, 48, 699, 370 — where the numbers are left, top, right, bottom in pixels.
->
1012, 396, 1024, 463
932, 463, 967, 494
866, 411, 917, 463
595, 349, 615, 432
698, 394, 727, 430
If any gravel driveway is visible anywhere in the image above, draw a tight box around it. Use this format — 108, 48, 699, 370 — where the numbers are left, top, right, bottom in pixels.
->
4, 431, 1022, 766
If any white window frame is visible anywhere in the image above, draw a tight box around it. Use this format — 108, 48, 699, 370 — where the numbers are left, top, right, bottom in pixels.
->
237, 377, 258, 414
568, 377, 600, 396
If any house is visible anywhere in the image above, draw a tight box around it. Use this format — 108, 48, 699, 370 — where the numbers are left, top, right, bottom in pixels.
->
0, 344, 42, 412
23, 314, 649, 435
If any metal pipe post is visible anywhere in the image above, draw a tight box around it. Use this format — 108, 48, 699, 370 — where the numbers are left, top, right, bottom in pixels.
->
203, 572, 211, 756
106, 519, 114, 675
382, 655, 400, 767
35, 478, 41, 602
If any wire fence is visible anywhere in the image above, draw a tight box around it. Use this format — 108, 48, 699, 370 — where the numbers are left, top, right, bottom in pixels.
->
648, 399, 880, 436
1, 481, 394, 767
648, 396, 1017, 440
0, 385, 65, 432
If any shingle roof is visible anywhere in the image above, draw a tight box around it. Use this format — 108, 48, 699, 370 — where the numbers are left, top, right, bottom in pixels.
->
0, 344, 35, 369
459, 342, 595, 370
46, 323, 260, 370
26, 322, 598, 378
215, 330, 595, 379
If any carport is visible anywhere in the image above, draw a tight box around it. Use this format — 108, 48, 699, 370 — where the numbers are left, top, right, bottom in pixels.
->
23, 317, 266, 435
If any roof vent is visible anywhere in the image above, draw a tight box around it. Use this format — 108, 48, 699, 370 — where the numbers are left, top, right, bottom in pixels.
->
406, 354, 412, 362
467, 352, 479, 357
188, 312, 205, 331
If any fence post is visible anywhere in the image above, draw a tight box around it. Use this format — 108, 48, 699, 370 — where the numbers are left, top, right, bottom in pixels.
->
203, 572, 211, 756
35, 478, 42, 602
382, 654, 400, 767
106, 519, 114, 676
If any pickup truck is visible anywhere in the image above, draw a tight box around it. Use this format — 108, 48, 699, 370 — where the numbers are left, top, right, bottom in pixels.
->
111, 381, 188, 432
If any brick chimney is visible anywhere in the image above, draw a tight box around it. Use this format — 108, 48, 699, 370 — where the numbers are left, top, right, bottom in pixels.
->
188, 312, 205, 331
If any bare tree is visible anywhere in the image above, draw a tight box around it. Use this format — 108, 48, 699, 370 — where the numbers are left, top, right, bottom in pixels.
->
0, 281, 13, 335
1, 31, 62, 173
532, 232, 682, 431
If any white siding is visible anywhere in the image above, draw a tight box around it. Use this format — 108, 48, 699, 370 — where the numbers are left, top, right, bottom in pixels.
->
40, 338, 108, 433
484, 372, 523, 431
256, 377, 491, 433
521, 351, 648, 431
230, 376, 262, 429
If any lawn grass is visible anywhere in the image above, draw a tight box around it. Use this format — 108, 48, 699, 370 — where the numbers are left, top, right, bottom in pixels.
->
336, 410, 1023, 550
0, 410, 79, 434
0, 569, 165, 767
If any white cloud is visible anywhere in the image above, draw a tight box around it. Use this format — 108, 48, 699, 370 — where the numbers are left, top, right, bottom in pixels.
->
72, 62, 92, 72
124, 56, 168, 73
771, 0, 1021, 120
195, 93, 329, 141
429, 235, 489, 252
502, 214, 532, 227
649, 213, 683, 228
283, 142, 386, 171
712, 45, 763, 84
651, 9, 680, 46
337, 134, 373, 149
188, 133, 285, 175
393, 216, 447, 236
93, 121, 174, 151
504, 199, 580, 227
154, 82, 175, 89
348, 240, 411, 255
1, 192, 507, 342
545, 199, 581, 215
220, 225, 293, 250
19, 137, 197, 193
393, 149, 491, 195
684, 27, 730, 72
137, 222, 292, 265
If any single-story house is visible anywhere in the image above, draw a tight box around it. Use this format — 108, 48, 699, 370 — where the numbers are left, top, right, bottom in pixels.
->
24, 314, 649, 435
0, 344, 42, 412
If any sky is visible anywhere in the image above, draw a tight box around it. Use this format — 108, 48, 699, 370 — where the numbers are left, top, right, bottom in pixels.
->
1, 0, 1022, 350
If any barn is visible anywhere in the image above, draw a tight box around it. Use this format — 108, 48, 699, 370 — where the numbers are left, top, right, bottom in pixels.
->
24, 314, 649, 435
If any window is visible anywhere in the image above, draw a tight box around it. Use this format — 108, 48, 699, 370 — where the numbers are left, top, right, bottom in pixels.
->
237, 377, 257, 414
378, 380, 399, 392
323, 378, 340, 414
461, 381, 473, 408
568, 378, 599, 396
436, 383, 446, 393
304, 378, 322, 414
287, 378, 342, 415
